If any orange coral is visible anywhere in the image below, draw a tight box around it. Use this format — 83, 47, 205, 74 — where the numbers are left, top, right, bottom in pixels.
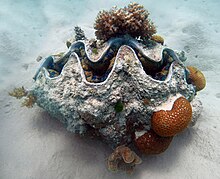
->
94, 3, 156, 41
134, 129, 173, 155
151, 97, 192, 137
187, 66, 206, 91
151, 35, 164, 45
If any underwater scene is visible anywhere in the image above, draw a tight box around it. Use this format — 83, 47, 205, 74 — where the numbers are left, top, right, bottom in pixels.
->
0, 0, 220, 178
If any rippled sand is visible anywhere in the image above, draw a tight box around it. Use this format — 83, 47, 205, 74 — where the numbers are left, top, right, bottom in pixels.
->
0, 0, 220, 178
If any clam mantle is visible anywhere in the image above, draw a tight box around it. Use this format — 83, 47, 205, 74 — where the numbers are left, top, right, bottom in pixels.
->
32, 38, 197, 146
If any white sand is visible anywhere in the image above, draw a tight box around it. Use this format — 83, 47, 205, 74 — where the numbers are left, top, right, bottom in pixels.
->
0, 0, 220, 178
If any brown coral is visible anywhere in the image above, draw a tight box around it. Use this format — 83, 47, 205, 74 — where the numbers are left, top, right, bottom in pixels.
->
94, 3, 156, 41
151, 34, 164, 45
151, 97, 192, 137
187, 66, 206, 91
134, 129, 173, 155
107, 145, 142, 173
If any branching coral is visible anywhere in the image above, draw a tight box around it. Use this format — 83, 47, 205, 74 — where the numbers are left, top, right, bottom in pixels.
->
94, 3, 156, 41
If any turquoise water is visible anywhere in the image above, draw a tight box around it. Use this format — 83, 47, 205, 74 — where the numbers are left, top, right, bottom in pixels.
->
0, 0, 220, 178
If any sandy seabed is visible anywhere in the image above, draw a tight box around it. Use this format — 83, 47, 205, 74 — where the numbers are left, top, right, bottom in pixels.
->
0, 0, 220, 178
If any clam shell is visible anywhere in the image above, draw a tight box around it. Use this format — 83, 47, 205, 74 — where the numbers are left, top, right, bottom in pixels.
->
32, 38, 196, 146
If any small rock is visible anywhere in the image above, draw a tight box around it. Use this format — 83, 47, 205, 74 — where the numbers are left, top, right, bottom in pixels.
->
36, 56, 43, 62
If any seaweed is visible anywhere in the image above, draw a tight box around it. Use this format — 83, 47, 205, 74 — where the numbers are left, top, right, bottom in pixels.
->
8, 86, 27, 99
9, 86, 36, 108
114, 101, 124, 112
21, 94, 36, 108
92, 48, 98, 55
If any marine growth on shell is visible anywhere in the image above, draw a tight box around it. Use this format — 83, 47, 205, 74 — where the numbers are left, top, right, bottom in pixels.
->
9, 2, 206, 173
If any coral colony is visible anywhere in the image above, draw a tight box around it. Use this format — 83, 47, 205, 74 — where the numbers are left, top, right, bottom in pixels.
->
10, 3, 206, 173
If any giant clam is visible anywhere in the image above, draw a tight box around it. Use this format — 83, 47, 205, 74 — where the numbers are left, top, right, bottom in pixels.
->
32, 36, 201, 145
9, 2, 206, 173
